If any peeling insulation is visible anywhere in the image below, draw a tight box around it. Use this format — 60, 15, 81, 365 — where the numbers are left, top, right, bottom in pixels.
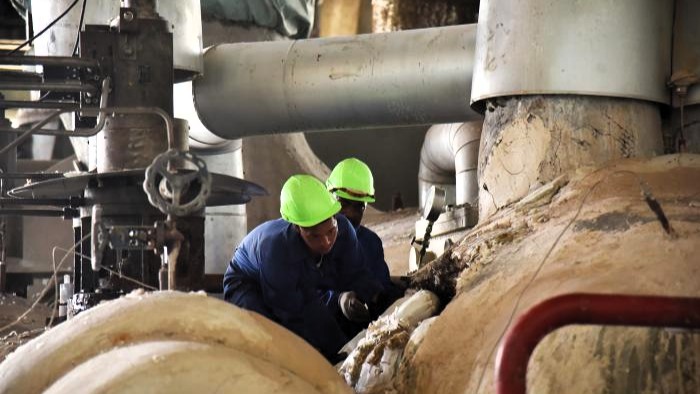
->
478, 95, 664, 219
403, 154, 700, 393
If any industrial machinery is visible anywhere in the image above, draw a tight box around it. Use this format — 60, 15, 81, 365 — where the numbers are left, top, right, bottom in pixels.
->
0, 0, 266, 317
1, 1, 699, 393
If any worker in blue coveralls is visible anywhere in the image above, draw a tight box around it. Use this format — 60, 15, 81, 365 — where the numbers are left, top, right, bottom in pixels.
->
223, 174, 382, 362
324, 158, 405, 330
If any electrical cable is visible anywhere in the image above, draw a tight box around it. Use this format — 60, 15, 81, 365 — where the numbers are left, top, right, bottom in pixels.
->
0, 233, 89, 334
71, 0, 87, 56
8, 0, 80, 55
62, 248, 158, 291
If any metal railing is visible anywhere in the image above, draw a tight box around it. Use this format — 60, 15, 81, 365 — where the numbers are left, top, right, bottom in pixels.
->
495, 293, 700, 394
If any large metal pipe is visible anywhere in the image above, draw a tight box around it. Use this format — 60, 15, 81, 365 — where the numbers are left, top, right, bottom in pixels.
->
418, 121, 482, 208
471, 0, 672, 109
193, 25, 481, 138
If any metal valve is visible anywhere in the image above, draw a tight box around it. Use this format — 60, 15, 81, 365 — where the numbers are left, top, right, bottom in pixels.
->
143, 149, 211, 216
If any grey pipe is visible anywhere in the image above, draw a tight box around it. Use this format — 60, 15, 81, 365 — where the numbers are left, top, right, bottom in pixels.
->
193, 24, 481, 138
418, 121, 482, 208
470, 0, 673, 109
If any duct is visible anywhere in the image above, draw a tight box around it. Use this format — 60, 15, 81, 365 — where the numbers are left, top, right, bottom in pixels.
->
174, 81, 236, 154
193, 24, 481, 139
173, 22, 290, 154
418, 121, 482, 209
470, 0, 673, 109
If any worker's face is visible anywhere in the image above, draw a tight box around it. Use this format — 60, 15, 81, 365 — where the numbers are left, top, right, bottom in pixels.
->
298, 216, 338, 256
338, 197, 366, 228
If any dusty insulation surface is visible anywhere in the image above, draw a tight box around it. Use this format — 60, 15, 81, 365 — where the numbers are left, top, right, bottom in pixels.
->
401, 154, 700, 393
478, 96, 663, 219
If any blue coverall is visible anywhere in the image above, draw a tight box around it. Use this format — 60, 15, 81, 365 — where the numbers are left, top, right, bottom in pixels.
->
356, 225, 402, 298
323, 225, 404, 320
223, 215, 382, 361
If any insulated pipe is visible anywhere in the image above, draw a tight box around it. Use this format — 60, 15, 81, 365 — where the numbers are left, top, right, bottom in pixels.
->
495, 293, 700, 394
418, 121, 482, 208
471, 0, 672, 109
174, 81, 236, 153
193, 24, 481, 138
0, 292, 351, 393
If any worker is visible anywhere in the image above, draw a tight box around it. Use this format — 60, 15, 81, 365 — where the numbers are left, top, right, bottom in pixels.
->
223, 174, 382, 362
325, 158, 405, 319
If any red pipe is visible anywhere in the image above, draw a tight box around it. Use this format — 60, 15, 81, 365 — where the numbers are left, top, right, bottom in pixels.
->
495, 293, 700, 394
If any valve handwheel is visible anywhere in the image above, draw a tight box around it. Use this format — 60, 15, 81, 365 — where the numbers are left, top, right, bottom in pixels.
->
143, 149, 212, 216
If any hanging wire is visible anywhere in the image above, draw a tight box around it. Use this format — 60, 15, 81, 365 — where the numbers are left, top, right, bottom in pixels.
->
71, 0, 88, 56
57, 247, 158, 291
8, 0, 81, 55
0, 233, 89, 333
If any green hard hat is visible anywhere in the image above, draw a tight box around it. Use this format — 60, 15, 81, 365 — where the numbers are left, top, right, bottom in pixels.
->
326, 158, 376, 203
280, 174, 341, 227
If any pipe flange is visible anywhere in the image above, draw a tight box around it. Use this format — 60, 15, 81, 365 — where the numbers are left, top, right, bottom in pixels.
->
143, 149, 211, 216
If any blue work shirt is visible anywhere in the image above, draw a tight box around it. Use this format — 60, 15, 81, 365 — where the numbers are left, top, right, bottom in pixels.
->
223, 215, 381, 360
356, 225, 395, 293
322, 225, 403, 315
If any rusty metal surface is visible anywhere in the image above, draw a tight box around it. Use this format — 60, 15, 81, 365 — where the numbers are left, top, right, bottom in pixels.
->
96, 115, 170, 172
471, 0, 673, 108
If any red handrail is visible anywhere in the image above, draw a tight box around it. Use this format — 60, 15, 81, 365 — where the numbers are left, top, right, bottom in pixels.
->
495, 293, 700, 394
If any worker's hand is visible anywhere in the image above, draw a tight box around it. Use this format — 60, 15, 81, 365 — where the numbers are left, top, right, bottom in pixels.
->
339, 291, 370, 323
390, 275, 410, 291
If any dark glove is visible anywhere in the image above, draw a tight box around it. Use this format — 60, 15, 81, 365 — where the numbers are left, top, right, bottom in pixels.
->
390, 275, 410, 291
339, 291, 370, 323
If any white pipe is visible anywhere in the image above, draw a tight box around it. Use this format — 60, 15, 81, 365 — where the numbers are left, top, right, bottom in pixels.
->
418, 121, 482, 208
193, 25, 481, 139
471, 0, 673, 108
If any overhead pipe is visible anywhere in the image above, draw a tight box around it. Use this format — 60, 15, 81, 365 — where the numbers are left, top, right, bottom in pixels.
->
418, 121, 482, 208
495, 293, 700, 394
193, 24, 481, 139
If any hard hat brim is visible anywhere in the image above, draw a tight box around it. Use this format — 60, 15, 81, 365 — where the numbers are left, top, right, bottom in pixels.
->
284, 200, 342, 228
334, 189, 375, 203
